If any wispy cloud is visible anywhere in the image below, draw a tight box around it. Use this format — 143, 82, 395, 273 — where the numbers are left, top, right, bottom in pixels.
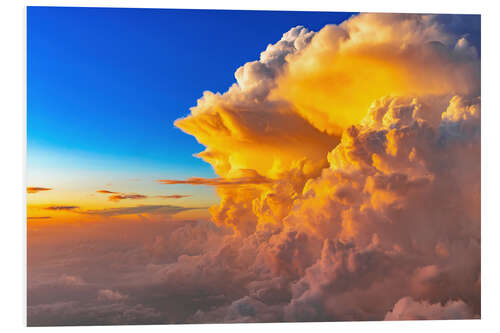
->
27, 216, 52, 220
82, 205, 203, 217
108, 194, 148, 202
156, 195, 191, 199
45, 206, 79, 211
98, 289, 128, 302
98, 190, 148, 202
157, 175, 272, 186
97, 190, 190, 202
96, 190, 118, 194
27, 187, 52, 194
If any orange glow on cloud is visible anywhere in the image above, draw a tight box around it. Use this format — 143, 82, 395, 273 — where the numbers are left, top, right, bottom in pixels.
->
165, 13, 480, 321
173, 13, 480, 237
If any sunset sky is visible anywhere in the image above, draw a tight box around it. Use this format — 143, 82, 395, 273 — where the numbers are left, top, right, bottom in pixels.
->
27, 7, 480, 326
27, 7, 354, 220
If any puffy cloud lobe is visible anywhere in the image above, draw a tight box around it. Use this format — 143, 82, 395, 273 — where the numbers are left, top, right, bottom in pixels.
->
384, 296, 474, 320
275, 94, 480, 320
98, 289, 128, 302
273, 13, 479, 136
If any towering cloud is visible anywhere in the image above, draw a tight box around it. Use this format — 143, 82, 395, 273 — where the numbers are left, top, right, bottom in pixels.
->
171, 13, 481, 322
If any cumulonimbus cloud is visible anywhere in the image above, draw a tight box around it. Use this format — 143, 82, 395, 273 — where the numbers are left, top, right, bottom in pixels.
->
169, 13, 480, 322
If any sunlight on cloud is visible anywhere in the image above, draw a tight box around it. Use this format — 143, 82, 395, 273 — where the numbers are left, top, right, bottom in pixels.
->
169, 13, 480, 321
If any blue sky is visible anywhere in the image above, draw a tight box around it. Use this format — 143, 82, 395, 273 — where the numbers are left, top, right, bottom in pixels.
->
27, 7, 355, 197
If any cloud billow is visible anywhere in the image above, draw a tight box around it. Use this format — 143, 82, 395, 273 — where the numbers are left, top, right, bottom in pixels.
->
171, 13, 481, 322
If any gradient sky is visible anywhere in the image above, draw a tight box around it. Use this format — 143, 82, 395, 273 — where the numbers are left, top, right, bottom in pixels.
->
27, 6, 355, 211
26, 9, 481, 326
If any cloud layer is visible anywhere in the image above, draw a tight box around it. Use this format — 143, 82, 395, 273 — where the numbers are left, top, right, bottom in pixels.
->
97, 190, 191, 202
82, 204, 197, 217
